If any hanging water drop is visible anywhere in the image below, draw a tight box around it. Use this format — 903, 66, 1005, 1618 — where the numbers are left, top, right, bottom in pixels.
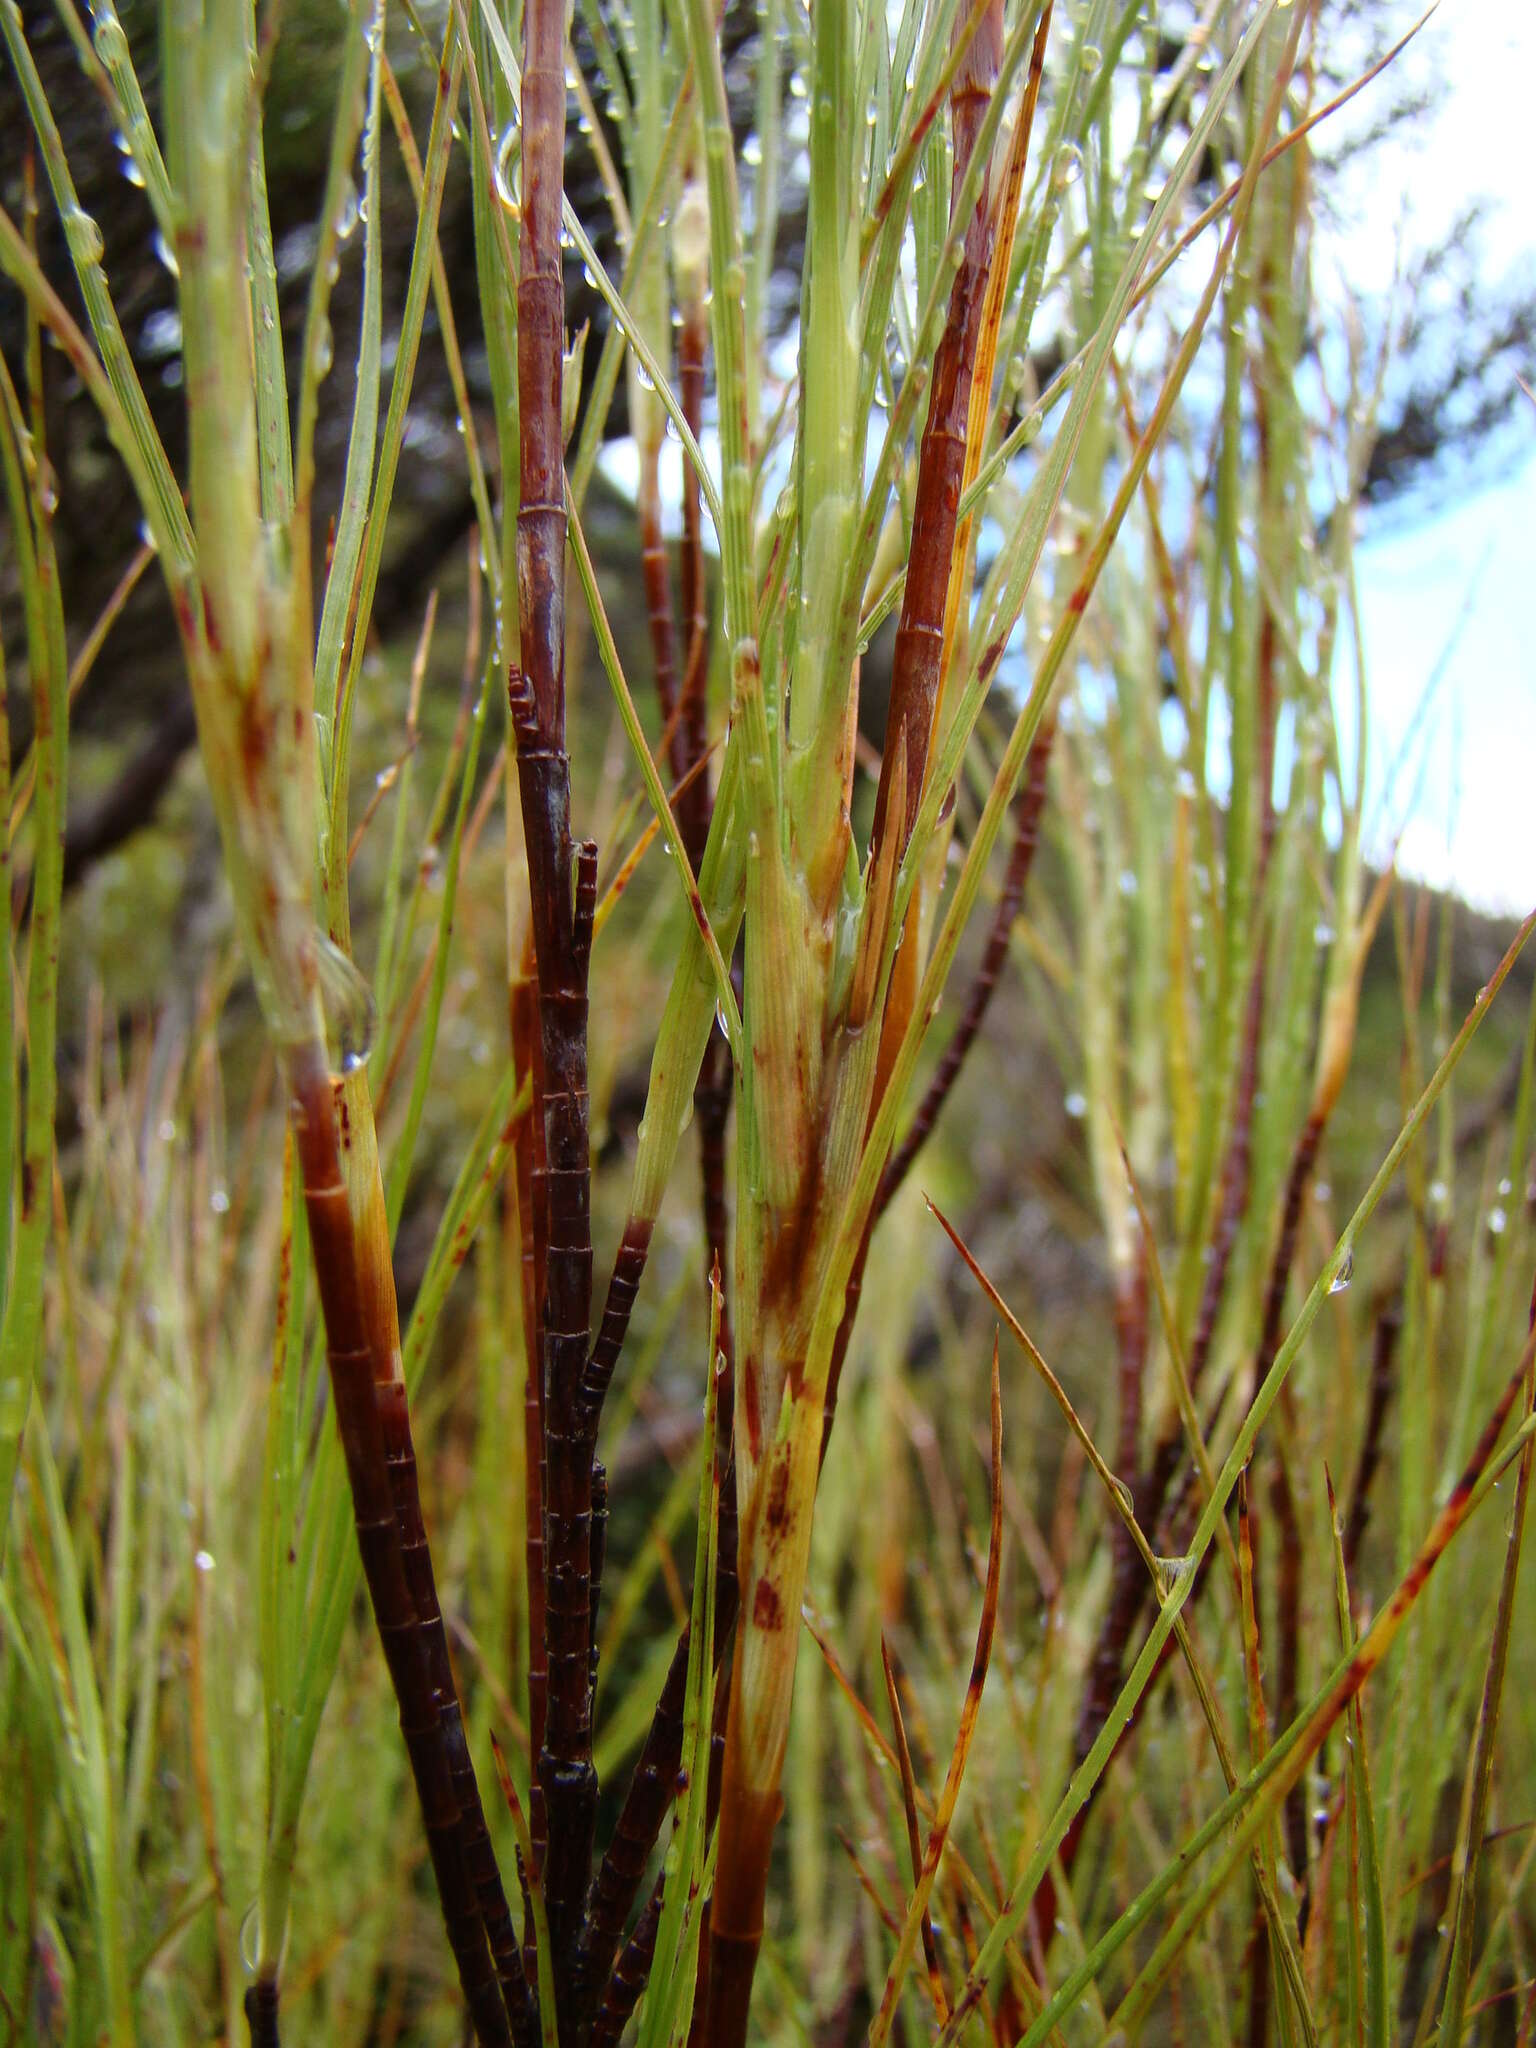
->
63, 206, 105, 266
315, 935, 378, 1075
1328, 1245, 1353, 1295
1155, 1554, 1193, 1596
493, 120, 521, 215
153, 228, 180, 279
239, 1900, 261, 1975
92, 12, 129, 66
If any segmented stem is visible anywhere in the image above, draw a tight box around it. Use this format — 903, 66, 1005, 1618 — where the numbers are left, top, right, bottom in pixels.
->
515, 0, 600, 1975
576, 1456, 739, 2019
287, 1043, 511, 2048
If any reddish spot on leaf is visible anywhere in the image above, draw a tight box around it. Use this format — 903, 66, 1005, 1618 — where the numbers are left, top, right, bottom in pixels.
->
752, 1580, 783, 1632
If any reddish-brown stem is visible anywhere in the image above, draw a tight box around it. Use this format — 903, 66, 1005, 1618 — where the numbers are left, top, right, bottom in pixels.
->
1343, 1304, 1401, 1581
676, 286, 735, 1395
287, 1044, 511, 2048
1245, 1908, 1272, 2048
575, 1456, 740, 2020
515, 0, 603, 1984
580, 1215, 653, 1419
1268, 1442, 1307, 1912
640, 453, 680, 731
867, 0, 1004, 876
587, 1665, 733, 2047
510, 949, 548, 1892
243, 1978, 279, 2048
1072, 939, 1270, 1777
878, 715, 1056, 1218
588, 1882, 662, 2048
378, 1374, 539, 2045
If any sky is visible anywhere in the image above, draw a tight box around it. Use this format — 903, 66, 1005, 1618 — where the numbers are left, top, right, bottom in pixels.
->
600, 2, 1536, 914
1326, 1, 1535, 914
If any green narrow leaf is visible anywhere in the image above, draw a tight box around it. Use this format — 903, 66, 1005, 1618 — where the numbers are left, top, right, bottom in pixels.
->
637, 1280, 724, 2048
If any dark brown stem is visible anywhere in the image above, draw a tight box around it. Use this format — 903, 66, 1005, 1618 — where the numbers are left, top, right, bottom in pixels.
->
516, 0, 601, 1984
1072, 941, 1270, 1776
379, 1376, 539, 2046
580, 1215, 653, 1419
877, 714, 1056, 1217
1250, 1112, 1325, 1405
640, 454, 680, 731
575, 1455, 739, 2020
1343, 1304, 1401, 1581
1268, 1443, 1307, 1915
510, 948, 548, 1899
1245, 1907, 1272, 2048
243, 1977, 279, 2048
288, 1045, 511, 2048
590, 1456, 609, 1634
588, 1883, 663, 2048
587, 1663, 733, 2048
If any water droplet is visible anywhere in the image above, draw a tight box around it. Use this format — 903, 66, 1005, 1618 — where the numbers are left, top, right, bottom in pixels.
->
239, 1900, 261, 1974
1065, 1090, 1087, 1120
1314, 919, 1335, 946
158, 1117, 177, 1144
1155, 1554, 1194, 1595
1111, 1476, 1134, 1518
210, 1187, 230, 1215
194, 1548, 215, 1572
1118, 868, 1138, 899
64, 206, 105, 266
1487, 1205, 1508, 1238
314, 935, 378, 1074
153, 229, 180, 279
493, 119, 521, 215
92, 13, 129, 66
313, 318, 333, 380
1328, 1246, 1353, 1295
334, 178, 359, 241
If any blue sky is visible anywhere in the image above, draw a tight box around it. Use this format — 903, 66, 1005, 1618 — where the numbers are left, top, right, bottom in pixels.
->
1328, 1, 1534, 914
600, 3, 1535, 912
1347, 449, 1534, 915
